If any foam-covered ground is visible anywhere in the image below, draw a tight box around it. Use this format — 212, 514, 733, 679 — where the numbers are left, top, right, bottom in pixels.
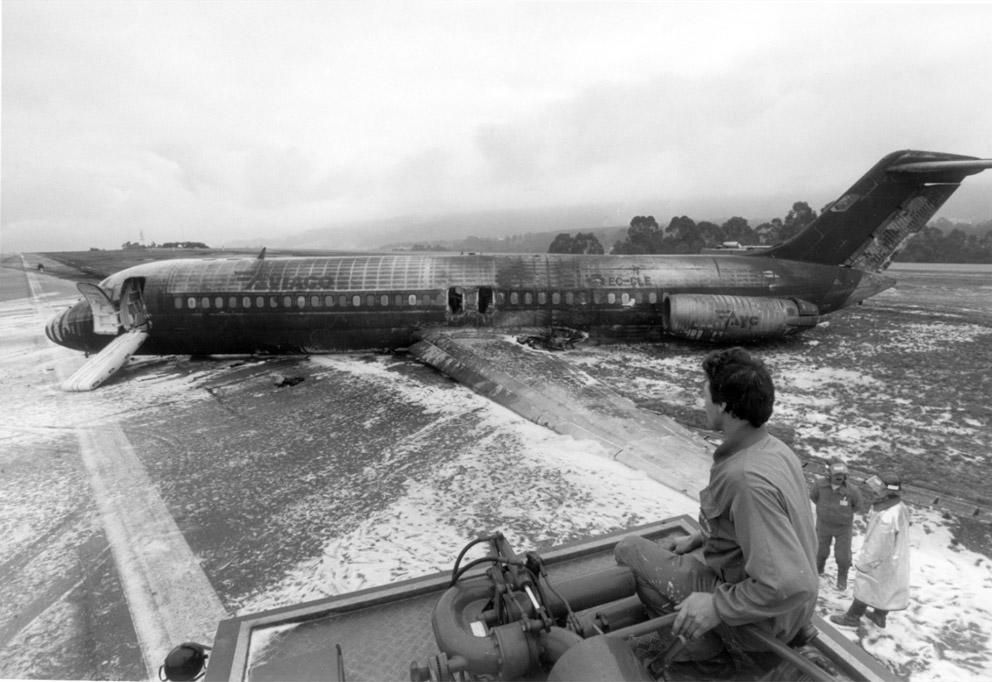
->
562, 264, 992, 679
1, 262, 990, 680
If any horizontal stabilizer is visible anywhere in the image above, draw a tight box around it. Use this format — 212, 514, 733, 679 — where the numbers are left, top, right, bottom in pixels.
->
61, 329, 149, 391
887, 158, 992, 182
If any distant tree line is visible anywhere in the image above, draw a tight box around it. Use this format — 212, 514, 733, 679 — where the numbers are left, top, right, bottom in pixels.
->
120, 240, 210, 249
160, 241, 210, 249
548, 204, 992, 263
895, 218, 992, 263
548, 232, 605, 254
609, 202, 817, 254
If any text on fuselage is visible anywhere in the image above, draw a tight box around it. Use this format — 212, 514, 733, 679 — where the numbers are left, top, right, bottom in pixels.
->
585, 274, 653, 287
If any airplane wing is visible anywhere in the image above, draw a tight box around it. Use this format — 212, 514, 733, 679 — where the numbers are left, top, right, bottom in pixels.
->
410, 329, 713, 501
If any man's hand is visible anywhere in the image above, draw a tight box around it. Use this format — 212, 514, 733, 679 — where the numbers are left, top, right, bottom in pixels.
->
672, 592, 720, 640
662, 532, 701, 555
672, 534, 700, 554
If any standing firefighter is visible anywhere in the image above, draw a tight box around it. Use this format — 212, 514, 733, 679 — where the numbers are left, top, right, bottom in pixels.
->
810, 459, 863, 590
830, 472, 910, 629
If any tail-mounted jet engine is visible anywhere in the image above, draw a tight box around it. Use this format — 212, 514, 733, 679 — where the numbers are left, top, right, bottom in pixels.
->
662, 294, 819, 342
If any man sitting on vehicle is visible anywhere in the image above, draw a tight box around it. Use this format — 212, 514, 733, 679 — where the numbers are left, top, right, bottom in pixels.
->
615, 348, 819, 659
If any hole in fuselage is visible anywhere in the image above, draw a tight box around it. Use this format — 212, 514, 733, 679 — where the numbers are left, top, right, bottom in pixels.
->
478, 287, 493, 314
448, 287, 464, 314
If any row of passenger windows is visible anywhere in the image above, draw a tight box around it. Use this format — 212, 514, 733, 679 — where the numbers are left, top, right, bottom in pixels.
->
528, 291, 659, 306
176, 293, 439, 311
173, 290, 660, 311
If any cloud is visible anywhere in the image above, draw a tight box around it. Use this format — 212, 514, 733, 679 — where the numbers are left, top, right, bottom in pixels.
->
2, 2, 990, 252
243, 146, 317, 209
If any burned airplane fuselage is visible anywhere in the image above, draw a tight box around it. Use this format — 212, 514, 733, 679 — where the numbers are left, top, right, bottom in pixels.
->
45, 149, 992, 390
45, 251, 893, 357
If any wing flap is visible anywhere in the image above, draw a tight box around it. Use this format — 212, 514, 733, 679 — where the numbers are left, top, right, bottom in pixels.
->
61, 329, 149, 391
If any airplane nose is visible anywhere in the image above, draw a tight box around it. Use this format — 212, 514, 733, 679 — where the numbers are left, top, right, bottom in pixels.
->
45, 310, 65, 345
46, 300, 98, 352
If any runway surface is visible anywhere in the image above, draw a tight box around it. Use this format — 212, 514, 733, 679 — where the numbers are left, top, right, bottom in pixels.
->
1, 257, 991, 680
0, 260, 695, 679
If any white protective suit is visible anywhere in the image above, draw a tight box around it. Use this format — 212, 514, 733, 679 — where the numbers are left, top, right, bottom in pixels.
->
852, 500, 911, 610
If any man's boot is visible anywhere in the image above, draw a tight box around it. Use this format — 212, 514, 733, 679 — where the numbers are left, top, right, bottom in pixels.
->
866, 609, 888, 628
829, 599, 867, 628
836, 566, 849, 591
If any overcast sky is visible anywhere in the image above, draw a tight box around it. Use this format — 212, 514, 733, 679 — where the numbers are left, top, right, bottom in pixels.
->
3, 1, 991, 252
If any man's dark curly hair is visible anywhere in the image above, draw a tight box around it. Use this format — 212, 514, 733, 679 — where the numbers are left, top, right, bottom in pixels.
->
701, 347, 775, 427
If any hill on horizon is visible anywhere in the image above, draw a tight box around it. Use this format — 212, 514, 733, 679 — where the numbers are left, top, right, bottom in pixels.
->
225, 199, 792, 252
225, 199, 990, 255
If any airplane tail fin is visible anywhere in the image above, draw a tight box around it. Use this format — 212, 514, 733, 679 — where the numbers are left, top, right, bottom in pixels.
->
762, 150, 992, 272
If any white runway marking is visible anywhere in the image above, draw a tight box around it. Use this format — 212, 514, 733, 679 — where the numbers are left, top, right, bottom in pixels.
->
21, 258, 227, 680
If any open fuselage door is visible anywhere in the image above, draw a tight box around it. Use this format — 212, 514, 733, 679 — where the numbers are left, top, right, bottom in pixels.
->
446, 286, 497, 320
77, 282, 121, 334
61, 279, 150, 391
119, 278, 150, 330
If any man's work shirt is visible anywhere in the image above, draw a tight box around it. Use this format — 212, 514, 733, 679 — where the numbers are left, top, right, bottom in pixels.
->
810, 479, 863, 534
699, 431, 818, 642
